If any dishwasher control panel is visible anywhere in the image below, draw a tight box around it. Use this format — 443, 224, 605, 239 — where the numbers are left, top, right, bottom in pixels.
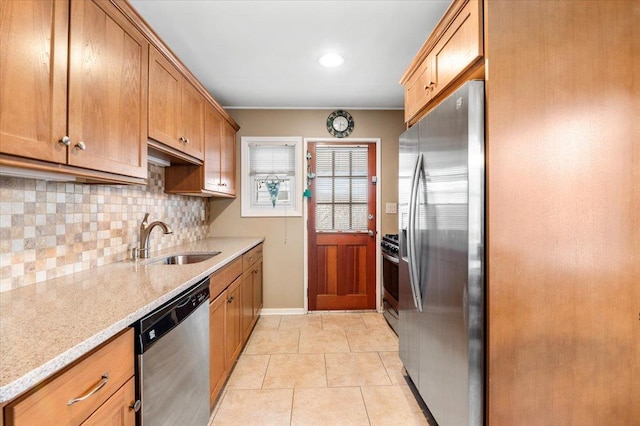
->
136, 277, 210, 354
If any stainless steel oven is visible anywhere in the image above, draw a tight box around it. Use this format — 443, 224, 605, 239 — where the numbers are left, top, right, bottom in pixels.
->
381, 234, 399, 334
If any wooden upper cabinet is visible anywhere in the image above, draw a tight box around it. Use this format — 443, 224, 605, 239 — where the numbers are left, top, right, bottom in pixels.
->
220, 120, 237, 196
404, 55, 436, 122
164, 101, 236, 197
148, 46, 204, 161
67, 0, 148, 178
0, 0, 148, 180
401, 0, 483, 124
0, 0, 68, 164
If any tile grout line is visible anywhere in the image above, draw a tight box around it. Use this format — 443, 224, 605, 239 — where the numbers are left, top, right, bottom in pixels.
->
358, 386, 373, 426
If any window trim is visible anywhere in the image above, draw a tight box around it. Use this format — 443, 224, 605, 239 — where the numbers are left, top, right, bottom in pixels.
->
241, 136, 303, 217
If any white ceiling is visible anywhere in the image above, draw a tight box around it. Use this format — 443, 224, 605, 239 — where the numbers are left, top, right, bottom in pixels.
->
129, 0, 451, 110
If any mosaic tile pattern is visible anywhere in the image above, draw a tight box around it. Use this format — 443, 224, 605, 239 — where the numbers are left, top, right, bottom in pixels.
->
0, 164, 209, 292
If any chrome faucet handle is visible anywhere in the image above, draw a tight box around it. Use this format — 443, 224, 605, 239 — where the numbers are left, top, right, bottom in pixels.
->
141, 213, 150, 230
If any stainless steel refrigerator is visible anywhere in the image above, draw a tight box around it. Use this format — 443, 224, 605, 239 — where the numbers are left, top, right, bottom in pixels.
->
398, 80, 485, 426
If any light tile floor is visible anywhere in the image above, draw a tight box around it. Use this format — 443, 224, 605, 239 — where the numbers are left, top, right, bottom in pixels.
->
209, 312, 429, 426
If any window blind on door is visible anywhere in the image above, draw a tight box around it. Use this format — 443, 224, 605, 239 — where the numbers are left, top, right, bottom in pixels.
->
315, 146, 369, 232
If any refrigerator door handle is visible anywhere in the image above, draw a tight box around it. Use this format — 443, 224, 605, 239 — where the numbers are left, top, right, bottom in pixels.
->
408, 153, 423, 312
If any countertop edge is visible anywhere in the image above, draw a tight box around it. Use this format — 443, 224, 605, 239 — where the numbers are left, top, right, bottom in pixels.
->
0, 237, 264, 404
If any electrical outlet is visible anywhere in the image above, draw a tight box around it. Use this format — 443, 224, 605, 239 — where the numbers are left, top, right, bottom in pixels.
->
385, 202, 397, 214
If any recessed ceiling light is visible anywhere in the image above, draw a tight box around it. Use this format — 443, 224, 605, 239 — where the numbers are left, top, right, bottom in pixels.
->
319, 53, 344, 68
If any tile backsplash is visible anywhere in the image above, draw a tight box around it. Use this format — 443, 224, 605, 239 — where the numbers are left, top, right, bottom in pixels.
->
0, 164, 209, 292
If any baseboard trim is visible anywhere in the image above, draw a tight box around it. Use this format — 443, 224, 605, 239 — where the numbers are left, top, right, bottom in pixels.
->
260, 308, 306, 316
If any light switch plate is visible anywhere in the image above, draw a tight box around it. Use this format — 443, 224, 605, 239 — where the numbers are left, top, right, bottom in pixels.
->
385, 202, 397, 214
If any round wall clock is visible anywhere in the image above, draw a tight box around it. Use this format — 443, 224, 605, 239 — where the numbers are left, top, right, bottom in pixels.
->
326, 110, 354, 138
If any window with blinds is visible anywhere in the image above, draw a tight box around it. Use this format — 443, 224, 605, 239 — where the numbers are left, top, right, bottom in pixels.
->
241, 137, 302, 217
315, 146, 369, 232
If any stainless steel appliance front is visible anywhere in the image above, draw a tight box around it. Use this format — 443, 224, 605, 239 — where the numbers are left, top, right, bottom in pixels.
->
398, 81, 485, 426
137, 278, 210, 426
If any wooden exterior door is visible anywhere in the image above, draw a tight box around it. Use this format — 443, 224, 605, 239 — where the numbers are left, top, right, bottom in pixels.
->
308, 142, 377, 311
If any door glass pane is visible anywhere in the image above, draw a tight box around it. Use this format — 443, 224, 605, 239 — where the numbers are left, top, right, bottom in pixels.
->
314, 146, 369, 232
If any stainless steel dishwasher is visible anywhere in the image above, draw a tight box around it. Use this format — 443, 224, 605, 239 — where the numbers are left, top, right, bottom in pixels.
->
136, 277, 210, 426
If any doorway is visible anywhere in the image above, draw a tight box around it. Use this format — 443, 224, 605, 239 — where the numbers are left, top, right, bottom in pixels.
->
306, 140, 378, 311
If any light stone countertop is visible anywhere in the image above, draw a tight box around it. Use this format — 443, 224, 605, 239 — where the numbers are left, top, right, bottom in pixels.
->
0, 236, 264, 404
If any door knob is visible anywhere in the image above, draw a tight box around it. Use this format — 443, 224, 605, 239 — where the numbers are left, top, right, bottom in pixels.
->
368, 230, 375, 237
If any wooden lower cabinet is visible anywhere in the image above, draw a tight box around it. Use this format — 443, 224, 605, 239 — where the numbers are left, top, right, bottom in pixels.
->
81, 378, 135, 426
209, 291, 227, 407
252, 262, 263, 320
4, 329, 135, 426
208, 245, 264, 407
224, 276, 243, 376
240, 269, 254, 341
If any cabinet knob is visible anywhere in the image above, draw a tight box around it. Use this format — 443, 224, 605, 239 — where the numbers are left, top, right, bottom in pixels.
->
59, 136, 71, 146
179, 136, 185, 142
75, 141, 86, 151
424, 81, 435, 91
130, 400, 141, 412
184, 138, 190, 144
227, 296, 234, 303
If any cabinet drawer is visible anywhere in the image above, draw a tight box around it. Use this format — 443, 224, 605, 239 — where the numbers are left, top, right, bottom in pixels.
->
6, 329, 134, 426
242, 244, 263, 271
210, 257, 243, 300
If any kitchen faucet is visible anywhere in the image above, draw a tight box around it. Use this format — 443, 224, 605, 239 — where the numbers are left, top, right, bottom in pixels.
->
136, 213, 173, 259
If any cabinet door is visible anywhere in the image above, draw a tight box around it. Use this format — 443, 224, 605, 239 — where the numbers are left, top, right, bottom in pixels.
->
0, 0, 68, 163
252, 261, 263, 321
148, 47, 181, 150
180, 81, 204, 160
241, 269, 254, 341
67, 0, 147, 178
204, 102, 223, 191
81, 377, 136, 426
225, 276, 242, 367
431, 0, 482, 99
220, 120, 237, 196
209, 291, 227, 407
404, 55, 435, 122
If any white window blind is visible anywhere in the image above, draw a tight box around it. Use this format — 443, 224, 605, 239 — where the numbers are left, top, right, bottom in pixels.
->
249, 144, 296, 176
315, 146, 369, 232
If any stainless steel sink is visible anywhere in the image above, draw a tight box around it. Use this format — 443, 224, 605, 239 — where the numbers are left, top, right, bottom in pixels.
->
144, 252, 221, 265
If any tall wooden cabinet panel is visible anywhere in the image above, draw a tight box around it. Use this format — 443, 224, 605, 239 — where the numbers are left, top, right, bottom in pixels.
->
148, 47, 204, 161
485, 1, 639, 424
67, 0, 148, 177
0, 0, 147, 179
0, 0, 68, 164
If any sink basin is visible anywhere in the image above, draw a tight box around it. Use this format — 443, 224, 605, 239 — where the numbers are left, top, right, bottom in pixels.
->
144, 252, 221, 265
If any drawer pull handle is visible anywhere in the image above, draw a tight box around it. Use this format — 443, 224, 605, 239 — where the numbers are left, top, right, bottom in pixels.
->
67, 373, 109, 406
